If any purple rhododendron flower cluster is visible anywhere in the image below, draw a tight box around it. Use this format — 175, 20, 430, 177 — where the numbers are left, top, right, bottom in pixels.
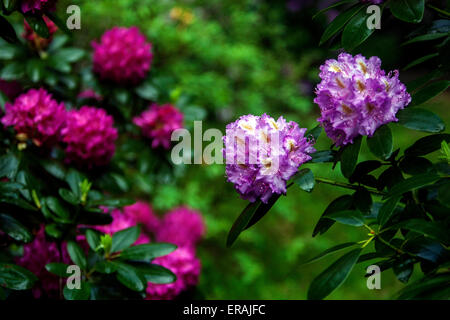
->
361, 0, 383, 4
22, 16, 58, 50
120, 201, 160, 234
92, 26, 153, 85
61, 106, 118, 167
133, 103, 184, 149
314, 53, 411, 146
16, 226, 71, 299
223, 114, 316, 203
21, 0, 55, 13
1, 88, 66, 147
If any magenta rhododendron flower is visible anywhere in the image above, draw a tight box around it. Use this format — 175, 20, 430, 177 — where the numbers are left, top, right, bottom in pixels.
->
145, 247, 201, 300
61, 106, 118, 167
122, 201, 159, 233
15, 225, 71, 298
77, 89, 103, 102
133, 103, 184, 149
1, 88, 66, 147
21, 0, 55, 13
156, 207, 205, 248
314, 53, 411, 146
92, 26, 153, 84
223, 114, 316, 203
22, 16, 58, 50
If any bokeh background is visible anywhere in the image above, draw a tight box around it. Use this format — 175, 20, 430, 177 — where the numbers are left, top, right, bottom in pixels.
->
53, 0, 449, 299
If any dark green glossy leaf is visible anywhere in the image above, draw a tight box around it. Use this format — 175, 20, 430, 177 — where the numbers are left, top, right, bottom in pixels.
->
0, 263, 38, 290
67, 241, 87, 270
411, 80, 450, 106
383, 173, 441, 199
397, 108, 445, 133
58, 188, 79, 205
313, 195, 353, 237
306, 125, 322, 142
349, 160, 381, 184
377, 196, 401, 226
63, 282, 91, 300
294, 168, 315, 192
0, 15, 18, 43
52, 48, 85, 63
111, 226, 140, 253
307, 249, 362, 300
311, 150, 336, 163
328, 210, 365, 227
133, 263, 176, 284
0, 62, 23, 80
390, 0, 424, 23
302, 242, 358, 265
114, 262, 145, 292
319, 4, 364, 45
45, 262, 70, 277
0, 213, 32, 243
399, 156, 433, 175
405, 134, 450, 156
24, 14, 49, 38
120, 243, 177, 261
85, 229, 101, 252
353, 188, 372, 214
340, 136, 362, 178
342, 5, 376, 50
367, 125, 392, 160
226, 201, 260, 247
45, 196, 70, 220
391, 219, 450, 244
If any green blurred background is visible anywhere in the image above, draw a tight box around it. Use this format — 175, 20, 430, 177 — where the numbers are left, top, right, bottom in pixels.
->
57, 0, 449, 299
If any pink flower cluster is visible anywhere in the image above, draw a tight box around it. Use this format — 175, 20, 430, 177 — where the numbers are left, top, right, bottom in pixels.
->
61, 106, 118, 167
133, 103, 184, 149
1, 88, 66, 147
22, 16, 58, 50
16, 225, 71, 299
92, 27, 153, 85
21, 0, 55, 13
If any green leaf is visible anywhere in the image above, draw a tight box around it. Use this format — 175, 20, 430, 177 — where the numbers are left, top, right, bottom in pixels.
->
52, 48, 85, 63
367, 125, 393, 160
26, 59, 44, 83
340, 136, 362, 178
313, 195, 353, 237
85, 229, 101, 252
0, 213, 32, 243
328, 210, 365, 227
63, 282, 91, 300
48, 34, 69, 52
399, 156, 433, 175
65, 169, 85, 198
342, 5, 375, 50
403, 53, 439, 71
120, 243, 177, 261
377, 196, 401, 226
411, 80, 450, 106
0, 44, 22, 60
306, 125, 322, 141
244, 193, 282, 231
111, 226, 140, 253
384, 173, 441, 199
312, 0, 356, 19
133, 263, 176, 284
45, 197, 70, 220
44, 224, 62, 239
226, 201, 260, 247
294, 168, 315, 192
396, 274, 450, 299
402, 32, 449, 46
114, 262, 146, 292
24, 14, 49, 38
45, 263, 70, 277
87, 198, 135, 208
349, 160, 381, 184
0, 62, 24, 80
94, 261, 117, 274
397, 108, 445, 132
66, 241, 87, 270
391, 219, 449, 244
3, 0, 20, 12
390, 0, 425, 23
58, 188, 79, 205
311, 150, 336, 163
405, 134, 450, 156
135, 82, 159, 100
352, 188, 372, 214
0, 15, 18, 43
0, 153, 19, 179
307, 249, 362, 300
302, 242, 358, 265
393, 259, 414, 283
0, 263, 38, 290
319, 4, 364, 45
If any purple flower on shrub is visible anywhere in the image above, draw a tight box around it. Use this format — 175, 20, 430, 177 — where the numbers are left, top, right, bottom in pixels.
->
145, 247, 201, 300
360, 0, 383, 4
223, 114, 316, 203
61, 106, 118, 167
22, 16, 58, 50
314, 53, 411, 146
155, 207, 205, 249
1, 88, 66, 147
133, 103, 184, 149
15, 225, 71, 299
92, 26, 153, 85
